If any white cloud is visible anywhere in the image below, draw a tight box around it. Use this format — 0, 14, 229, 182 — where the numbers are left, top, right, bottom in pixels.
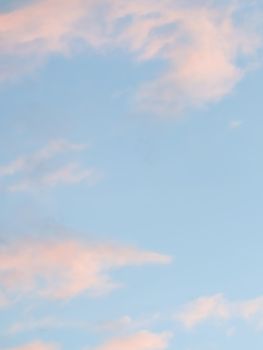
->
7, 163, 99, 192
96, 313, 162, 334
0, 139, 86, 177
0, 139, 99, 192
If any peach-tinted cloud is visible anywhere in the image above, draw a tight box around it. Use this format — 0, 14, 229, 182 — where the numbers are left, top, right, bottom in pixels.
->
5, 317, 65, 336
0, 0, 93, 56
4, 341, 59, 350
5, 331, 171, 350
0, 0, 261, 113
176, 294, 230, 328
0, 237, 172, 303
90, 331, 172, 350
0, 139, 99, 192
176, 294, 263, 329
115, 1, 261, 113
4, 313, 161, 336
97, 314, 161, 334
238, 296, 263, 320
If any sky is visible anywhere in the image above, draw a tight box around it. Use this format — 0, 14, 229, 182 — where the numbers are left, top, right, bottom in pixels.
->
0, 0, 263, 349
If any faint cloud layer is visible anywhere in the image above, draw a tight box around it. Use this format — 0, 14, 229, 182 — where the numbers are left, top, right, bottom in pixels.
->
97, 314, 162, 334
0, 0, 261, 113
90, 331, 171, 350
4, 313, 162, 337
0, 237, 172, 304
4, 331, 171, 350
229, 120, 243, 129
176, 293, 263, 330
4, 342, 59, 350
0, 139, 99, 192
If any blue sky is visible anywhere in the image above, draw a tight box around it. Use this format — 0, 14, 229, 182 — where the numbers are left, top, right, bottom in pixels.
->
0, 1, 263, 350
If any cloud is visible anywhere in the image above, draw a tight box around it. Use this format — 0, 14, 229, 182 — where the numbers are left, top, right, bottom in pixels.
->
175, 293, 263, 330
0, 139, 86, 176
7, 163, 99, 192
5, 331, 171, 350
6, 317, 66, 335
0, 291, 10, 308
0, 139, 99, 192
89, 331, 172, 350
238, 296, 263, 322
0, 0, 261, 113
0, 237, 172, 303
4, 342, 59, 350
113, 1, 261, 113
5, 316, 95, 336
97, 314, 162, 334
4, 313, 162, 337
229, 120, 243, 129
175, 294, 230, 328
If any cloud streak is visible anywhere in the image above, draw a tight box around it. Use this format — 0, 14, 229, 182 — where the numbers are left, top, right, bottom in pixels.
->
176, 293, 263, 330
0, 237, 172, 303
89, 331, 171, 350
4, 342, 59, 350
5, 331, 171, 350
0, 0, 261, 113
0, 139, 99, 192
0, 139, 86, 177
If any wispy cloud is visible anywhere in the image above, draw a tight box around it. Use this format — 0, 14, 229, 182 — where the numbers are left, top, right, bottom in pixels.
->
229, 120, 243, 129
7, 163, 98, 192
5, 316, 89, 336
117, 1, 261, 114
0, 139, 99, 192
0, 237, 172, 303
4, 313, 162, 337
5, 331, 171, 350
0, 0, 261, 113
4, 342, 59, 350
97, 314, 162, 334
175, 293, 263, 330
175, 294, 230, 328
0, 291, 9, 308
0, 139, 86, 176
89, 331, 172, 350
5, 318, 59, 336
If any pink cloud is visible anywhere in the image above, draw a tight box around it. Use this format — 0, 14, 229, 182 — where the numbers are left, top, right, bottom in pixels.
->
176, 294, 230, 328
0, 0, 261, 113
5, 331, 171, 350
238, 297, 263, 320
90, 331, 172, 350
0, 237, 172, 302
5, 341, 59, 350
176, 294, 263, 329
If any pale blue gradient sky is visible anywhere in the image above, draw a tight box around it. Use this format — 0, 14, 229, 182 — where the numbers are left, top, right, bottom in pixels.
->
0, 1, 263, 350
